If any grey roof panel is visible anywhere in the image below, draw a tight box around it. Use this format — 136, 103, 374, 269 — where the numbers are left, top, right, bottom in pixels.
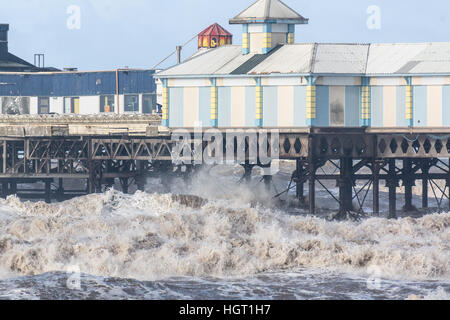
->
230, 0, 308, 24
395, 61, 421, 74
248, 43, 314, 74
230, 45, 283, 74
157, 42, 450, 77
157, 46, 245, 76
313, 44, 369, 74
366, 43, 450, 74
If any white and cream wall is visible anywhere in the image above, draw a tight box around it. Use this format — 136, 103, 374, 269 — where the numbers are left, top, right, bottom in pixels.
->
0, 94, 152, 115
161, 75, 450, 128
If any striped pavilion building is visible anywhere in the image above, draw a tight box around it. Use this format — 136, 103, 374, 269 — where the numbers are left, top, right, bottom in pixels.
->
156, 0, 450, 129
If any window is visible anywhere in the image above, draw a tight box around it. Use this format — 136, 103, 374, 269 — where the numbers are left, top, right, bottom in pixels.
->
142, 94, 156, 114
330, 101, 345, 126
38, 97, 50, 114
100, 95, 115, 113
64, 98, 71, 113
2, 97, 30, 115
124, 95, 139, 113
64, 97, 80, 114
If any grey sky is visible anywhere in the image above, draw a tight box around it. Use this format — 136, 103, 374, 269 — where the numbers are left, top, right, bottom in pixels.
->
1, 0, 449, 71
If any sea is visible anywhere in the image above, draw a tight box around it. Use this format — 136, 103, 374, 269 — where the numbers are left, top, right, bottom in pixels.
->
0, 162, 448, 300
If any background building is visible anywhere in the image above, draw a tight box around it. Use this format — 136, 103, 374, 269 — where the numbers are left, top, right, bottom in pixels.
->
0, 23, 158, 115
0, 70, 157, 115
0, 23, 56, 72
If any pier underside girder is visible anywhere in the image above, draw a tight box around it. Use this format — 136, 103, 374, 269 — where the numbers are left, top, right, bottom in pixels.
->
0, 128, 449, 218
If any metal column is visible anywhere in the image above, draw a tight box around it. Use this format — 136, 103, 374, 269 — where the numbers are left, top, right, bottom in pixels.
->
295, 159, 305, 205
403, 159, 415, 212
372, 160, 381, 216
44, 180, 51, 203
387, 159, 397, 219
338, 158, 353, 216
308, 136, 315, 215
421, 159, 429, 209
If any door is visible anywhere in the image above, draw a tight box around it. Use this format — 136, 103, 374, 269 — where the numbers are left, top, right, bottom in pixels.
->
142, 94, 155, 114
329, 87, 345, 127
73, 97, 80, 114
38, 97, 50, 114
64, 97, 71, 113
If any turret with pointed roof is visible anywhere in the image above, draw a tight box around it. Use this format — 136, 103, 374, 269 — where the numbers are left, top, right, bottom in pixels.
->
198, 23, 233, 49
229, 0, 308, 24
229, 0, 308, 54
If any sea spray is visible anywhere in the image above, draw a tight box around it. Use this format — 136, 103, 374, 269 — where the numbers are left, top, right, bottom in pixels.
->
0, 185, 448, 281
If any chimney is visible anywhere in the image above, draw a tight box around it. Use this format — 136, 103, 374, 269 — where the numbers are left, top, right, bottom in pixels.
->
0, 24, 9, 54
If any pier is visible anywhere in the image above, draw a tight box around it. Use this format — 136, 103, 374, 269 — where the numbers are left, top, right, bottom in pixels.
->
1, 115, 449, 219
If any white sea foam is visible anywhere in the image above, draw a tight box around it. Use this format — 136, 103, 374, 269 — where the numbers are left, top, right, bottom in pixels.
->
0, 168, 448, 282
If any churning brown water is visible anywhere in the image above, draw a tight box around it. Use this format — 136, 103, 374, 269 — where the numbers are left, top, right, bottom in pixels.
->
0, 164, 448, 300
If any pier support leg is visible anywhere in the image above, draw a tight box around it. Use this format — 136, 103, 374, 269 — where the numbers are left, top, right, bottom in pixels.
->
339, 158, 354, 216
242, 162, 253, 183
88, 161, 95, 194
10, 181, 17, 196
44, 180, 51, 204
56, 178, 64, 201
88, 139, 95, 194
295, 159, 305, 205
181, 165, 194, 185
156, 161, 173, 193
447, 159, 450, 210
421, 160, 429, 209
1, 181, 8, 198
387, 159, 398, 219
403, 159, 415, 212
309, 171, 315, 215
120, 178, 129, 194
136, 161, 146, 191
263, 175, 272, 191
372, 160, 381, 216
308, 137, 315, 215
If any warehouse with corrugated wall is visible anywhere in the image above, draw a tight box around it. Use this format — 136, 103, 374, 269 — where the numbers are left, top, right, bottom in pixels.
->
0, 70, 157, 115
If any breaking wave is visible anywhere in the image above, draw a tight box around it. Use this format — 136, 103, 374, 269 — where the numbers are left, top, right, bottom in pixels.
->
0, 172, 448, 282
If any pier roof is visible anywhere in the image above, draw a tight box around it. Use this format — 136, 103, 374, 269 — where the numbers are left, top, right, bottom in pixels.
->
157, 42, 450, 77
229, 0, 308, 24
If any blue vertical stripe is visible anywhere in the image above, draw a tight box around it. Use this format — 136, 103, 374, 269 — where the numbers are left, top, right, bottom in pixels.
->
371, 87, 383, 127
315, 86, 329, 127
413, 86, 427, 127
263, 86, 278, 127
443, 86, 450, 126
345, 86, 360, 126
198, 87, 210, 127
293, 86, 307, 126
218, 87, 231, 127
396, 86, 408, 127
169, 88, 183, 127
245, 86, 255, 127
